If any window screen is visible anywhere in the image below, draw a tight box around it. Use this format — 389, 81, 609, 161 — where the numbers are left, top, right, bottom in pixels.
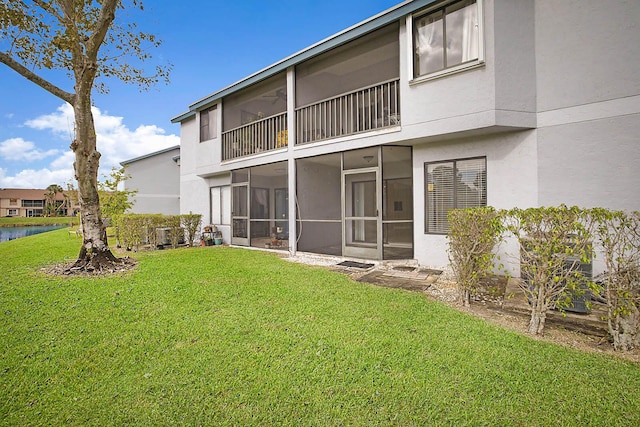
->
200, 105, 217, 142
425, 157, 486, 233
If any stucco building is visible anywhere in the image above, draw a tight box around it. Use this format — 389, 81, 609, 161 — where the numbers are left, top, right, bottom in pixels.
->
0, 188, 78, 217
120, 146, 181, 215
171, 0, 640, 271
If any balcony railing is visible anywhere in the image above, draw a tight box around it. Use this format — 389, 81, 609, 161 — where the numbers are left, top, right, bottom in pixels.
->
222, 112, 288, 161
295, 79, 400, 145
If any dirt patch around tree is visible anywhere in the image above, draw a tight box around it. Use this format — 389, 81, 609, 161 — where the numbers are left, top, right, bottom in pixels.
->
42, 256, 137, 277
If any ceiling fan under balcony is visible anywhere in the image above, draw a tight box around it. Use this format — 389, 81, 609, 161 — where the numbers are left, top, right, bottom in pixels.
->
262, 88, 287, 104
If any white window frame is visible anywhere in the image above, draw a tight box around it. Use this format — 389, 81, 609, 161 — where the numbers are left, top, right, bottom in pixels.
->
210, 185, 230, 226
408, 0, 485, 84
8, 209, 18, 216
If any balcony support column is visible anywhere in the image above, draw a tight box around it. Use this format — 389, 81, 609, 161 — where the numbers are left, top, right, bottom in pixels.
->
286, 66, 297, 256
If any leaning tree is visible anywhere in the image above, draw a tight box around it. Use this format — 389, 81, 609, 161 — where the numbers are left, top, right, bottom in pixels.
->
0, 0, 170, 270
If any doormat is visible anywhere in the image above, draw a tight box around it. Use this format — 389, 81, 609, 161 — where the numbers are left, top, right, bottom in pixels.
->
337, 261, 375, 269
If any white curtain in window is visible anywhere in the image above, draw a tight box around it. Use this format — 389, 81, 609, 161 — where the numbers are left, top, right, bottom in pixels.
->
416, 14, 444, 75
460, 3, 478, 63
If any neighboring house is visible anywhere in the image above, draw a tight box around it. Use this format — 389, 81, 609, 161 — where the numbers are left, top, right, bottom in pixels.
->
120, 146, 181, 215
0, 188, 78, 217
171, 0, 640, 271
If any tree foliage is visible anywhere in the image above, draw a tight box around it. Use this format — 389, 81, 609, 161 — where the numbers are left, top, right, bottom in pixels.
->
447, 207, 504, 307
44, 183, 64, 216
98, 166, 136, 219
0, 0, 170, 272
503, 206, 597, 335
592, 209, 640, 351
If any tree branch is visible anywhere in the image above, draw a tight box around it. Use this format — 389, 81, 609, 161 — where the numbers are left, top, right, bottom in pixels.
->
86, 0, 119, 60
0, 50, 76, 104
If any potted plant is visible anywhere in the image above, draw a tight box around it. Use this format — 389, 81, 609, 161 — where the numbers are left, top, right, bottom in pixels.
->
213, 230, 223, 245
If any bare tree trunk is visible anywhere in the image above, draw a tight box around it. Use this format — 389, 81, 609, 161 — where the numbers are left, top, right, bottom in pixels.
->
461, 289, 471, 307
529, 289, 548, 335
69, 88, 119, 271
610, 305, 640, 351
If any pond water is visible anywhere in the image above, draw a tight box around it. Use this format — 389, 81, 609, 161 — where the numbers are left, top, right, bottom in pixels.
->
0, 225, 66, 243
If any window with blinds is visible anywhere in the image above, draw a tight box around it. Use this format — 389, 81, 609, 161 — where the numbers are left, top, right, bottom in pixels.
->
425, 157, 486, 234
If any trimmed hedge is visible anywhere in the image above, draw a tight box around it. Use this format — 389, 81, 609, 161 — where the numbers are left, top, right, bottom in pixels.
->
112, 213, 202, 250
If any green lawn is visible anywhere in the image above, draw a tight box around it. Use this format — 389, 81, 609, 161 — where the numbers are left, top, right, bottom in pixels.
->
1, 230, 639, 426
0, 216, 78, 227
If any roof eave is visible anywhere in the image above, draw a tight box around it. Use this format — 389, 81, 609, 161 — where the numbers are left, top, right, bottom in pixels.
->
120, 145, 181, 166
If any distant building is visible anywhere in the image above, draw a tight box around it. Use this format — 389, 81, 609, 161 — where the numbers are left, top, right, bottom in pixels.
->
120, 145, 180, 215
0, 188, 78, 217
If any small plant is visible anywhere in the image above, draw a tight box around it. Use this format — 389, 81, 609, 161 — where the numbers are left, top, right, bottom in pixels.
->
447, 207, 504, 307
181, 214, 203, 247
166, 215, 183, 249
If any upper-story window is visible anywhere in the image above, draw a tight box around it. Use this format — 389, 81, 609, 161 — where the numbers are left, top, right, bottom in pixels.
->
200, 105, 218, 142
9, 198, 17, 205
413, 0, 482, 80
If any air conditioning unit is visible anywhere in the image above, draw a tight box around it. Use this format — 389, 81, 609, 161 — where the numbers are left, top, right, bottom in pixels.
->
562, 255, 593, 314
521, 242, 593, 314
155, 227, 185, 247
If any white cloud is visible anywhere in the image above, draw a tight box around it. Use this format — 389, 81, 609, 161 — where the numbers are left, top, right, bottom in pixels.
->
28, 104, 179, 175
0, 137, 59, 161
0, 104, 179, 188
0, 166, 75, 189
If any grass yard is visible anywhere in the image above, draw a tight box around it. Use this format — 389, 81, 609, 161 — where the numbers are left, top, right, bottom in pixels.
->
0, 216, 78, 227
1, 229, 639, 426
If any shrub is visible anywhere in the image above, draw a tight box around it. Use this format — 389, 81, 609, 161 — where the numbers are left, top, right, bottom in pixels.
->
447, 207, 504, 307
165, 215, 183, 249
592, 209, 640, 351
503, 206, 597, 335
180, 214, 202, 247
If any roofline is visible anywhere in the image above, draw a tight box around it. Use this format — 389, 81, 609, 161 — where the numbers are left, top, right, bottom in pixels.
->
171, 0, 435, 124
120, 145, 181, 166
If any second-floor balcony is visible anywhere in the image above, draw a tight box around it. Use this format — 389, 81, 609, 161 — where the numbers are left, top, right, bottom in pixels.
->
221, 79, 400, 161
222, 112, 288, 161
296, 79, 400, 145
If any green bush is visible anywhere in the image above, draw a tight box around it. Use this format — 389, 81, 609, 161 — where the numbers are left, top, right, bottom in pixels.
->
503, 206, 597, 335
180, 214, 202, 247
112, 213, 193, 251
592, 208, 640, 351
447, 207, 504, 307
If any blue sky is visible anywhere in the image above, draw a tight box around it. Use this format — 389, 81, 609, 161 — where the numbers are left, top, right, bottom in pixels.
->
0, 0, 400, 189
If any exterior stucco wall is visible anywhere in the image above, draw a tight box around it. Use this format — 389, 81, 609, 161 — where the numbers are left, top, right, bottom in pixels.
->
493, 0, 536, 114
535, 0, 640, 112
412, 130, 538, 269
534, 0, 640, 212
537, 113, 640, 211
179, 116, 210, 219
124, 147, 180, 215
